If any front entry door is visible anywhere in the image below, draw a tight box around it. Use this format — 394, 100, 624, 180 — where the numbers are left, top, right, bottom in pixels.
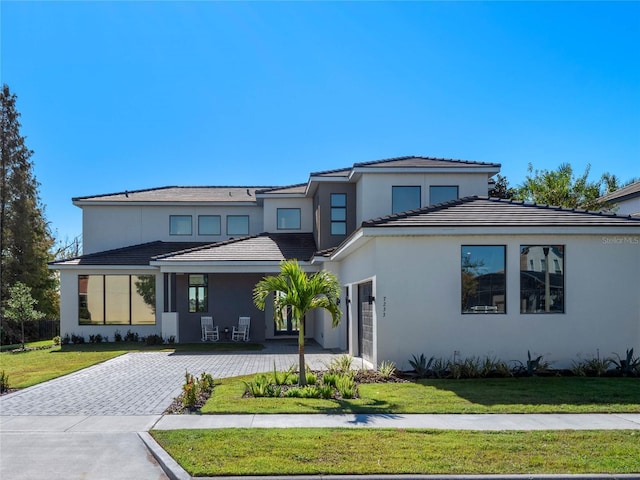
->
358, 282, 374, 363
274, 304, 301, 335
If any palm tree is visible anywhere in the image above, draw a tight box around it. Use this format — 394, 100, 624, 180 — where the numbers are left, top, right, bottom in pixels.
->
253, 259, 341, 386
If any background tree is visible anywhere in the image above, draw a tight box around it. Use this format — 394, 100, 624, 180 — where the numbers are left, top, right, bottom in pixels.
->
3, 282, 45, 349
488, 174, 516, 199
253, 260, 341, 386
1, 84, 58, 344
514, 163, 604, 210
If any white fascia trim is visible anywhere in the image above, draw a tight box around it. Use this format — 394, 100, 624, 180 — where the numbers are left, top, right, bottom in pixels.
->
353, 226, 640, 237
73, 200, 258, 207
49, 264, 159, 271
154, 262, 320, 274
305, 176, 350, 196
330, 229, 372, 261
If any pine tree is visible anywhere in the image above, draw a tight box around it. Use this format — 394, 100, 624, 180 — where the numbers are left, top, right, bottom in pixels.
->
1, 84, 58, 343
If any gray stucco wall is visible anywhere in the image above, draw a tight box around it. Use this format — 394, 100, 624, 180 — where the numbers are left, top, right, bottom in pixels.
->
313, 183, 357, 251
176, 273, 265, 342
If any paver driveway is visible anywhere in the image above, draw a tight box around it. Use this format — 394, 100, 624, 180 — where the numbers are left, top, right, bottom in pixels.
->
0, 344, 342, 416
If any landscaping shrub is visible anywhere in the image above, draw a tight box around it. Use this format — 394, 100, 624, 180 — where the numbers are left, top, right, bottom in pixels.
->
181, 371, 216, 410
378, 360, 396, 379
336, 375, 357, 399
124, 330, 139, 342
70, 333, 85, 344
89, 334, 103, 344
612, 348, 640, 377
52, 336, 61, 346
145, 334, 163, 346
0, 370, 9, 393
61, 334, 70, 345
113, 330, 123, 342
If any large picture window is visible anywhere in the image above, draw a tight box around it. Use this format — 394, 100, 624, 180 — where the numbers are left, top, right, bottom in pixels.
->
520, 245, 565, 313
188, 274, 208, 313
392, 186, 421, 214
170, 215, 192, 235
227, 215, 249, 236
461, 246, 506, 314
78, 275, 156, 325
330, 193, 347, 235
277, 208, 301, 230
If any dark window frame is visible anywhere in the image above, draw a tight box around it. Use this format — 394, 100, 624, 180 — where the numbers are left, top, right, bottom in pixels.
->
169, 215, 192, 236
330, 193, 347, 236
520, 245, 565, 314
78, 274, 156, 325
188, 274, 208, 313
276, 208, 302, 230
429, 185, 459, 205
226, 215, 250, 236
392, 185, 421, 214
461, 245, 507, 315
198, 215, 221, 236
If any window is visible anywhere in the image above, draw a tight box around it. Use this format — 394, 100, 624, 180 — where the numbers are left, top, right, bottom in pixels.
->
277, 208, 301, 230
392, 186, 421, 214
227, 215, 249, 236
198, 215, 221, 235
188, 274, 208, 313
430, 185, 459, 205
78, 275, 156, 325
461, 246, 506, 314
520, 245, 565, 313
170, 215, 192, 235
330, 193, 347, 235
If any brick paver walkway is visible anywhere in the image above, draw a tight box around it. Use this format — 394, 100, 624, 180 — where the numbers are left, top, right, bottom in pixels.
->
0, 343, 342, 416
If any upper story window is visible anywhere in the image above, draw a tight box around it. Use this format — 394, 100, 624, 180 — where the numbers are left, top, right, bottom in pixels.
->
330, 193, 347, 235
392, 186, 421, 214
520, 245, 565, 314
430, 185, 459, 205
170, 215, 192, 235
198, 215, 221, 236
227, 215, 249, 236
461, 246, 506, 314
277, 208, 301, 230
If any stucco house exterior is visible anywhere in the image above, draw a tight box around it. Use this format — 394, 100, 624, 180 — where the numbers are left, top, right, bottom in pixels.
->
51, 156, 640, 369
599, 180, 640, 217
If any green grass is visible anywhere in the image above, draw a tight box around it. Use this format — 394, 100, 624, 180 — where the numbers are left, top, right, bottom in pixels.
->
0, 341, 262, 389
0, 340, 56, 352
151, 429, 640, 476
202, 375, 640, 414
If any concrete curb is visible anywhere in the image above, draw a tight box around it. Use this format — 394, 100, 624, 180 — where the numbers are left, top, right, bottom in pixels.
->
138, 431, 191, 480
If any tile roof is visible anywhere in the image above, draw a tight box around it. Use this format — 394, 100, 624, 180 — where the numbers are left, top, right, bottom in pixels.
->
362, 196, 640, 228
73, 186, 274, 203
50, 241, 211, 266
309, 156, 499, 177
153, 233, 318, 262
599, 181, 640, 203
353, 155, 500, 169
256, 184, 307, 195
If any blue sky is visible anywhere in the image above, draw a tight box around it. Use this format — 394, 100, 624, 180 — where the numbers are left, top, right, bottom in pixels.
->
2, 1, 639, 245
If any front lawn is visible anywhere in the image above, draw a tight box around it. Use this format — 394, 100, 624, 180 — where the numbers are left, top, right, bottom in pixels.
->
151, 429, 640, 476
202, 375, 640, 414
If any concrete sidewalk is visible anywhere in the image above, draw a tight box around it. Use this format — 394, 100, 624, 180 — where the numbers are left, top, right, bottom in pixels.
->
3, 413, 640, 433
3, 413, 640, 480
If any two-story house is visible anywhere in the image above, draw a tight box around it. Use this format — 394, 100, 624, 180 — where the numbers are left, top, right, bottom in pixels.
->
52, 156, 640, 368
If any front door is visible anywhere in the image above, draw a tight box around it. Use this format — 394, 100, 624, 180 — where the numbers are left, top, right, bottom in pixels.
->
357, 281, 374, 362
274, 304, 301, 336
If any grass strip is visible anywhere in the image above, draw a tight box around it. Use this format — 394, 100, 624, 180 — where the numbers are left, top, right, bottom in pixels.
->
202, 375, 640, 414
151, 429, 640, 476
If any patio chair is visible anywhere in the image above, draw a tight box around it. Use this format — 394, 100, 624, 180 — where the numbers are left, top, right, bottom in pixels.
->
200, 316, 219, 342
232, 316, 250, 342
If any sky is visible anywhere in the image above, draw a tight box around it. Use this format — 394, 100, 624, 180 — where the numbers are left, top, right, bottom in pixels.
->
2, 1, 639, 245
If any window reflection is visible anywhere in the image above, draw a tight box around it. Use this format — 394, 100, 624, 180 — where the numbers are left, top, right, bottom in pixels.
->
461, 246, 506, 314
520, 245, 565, 313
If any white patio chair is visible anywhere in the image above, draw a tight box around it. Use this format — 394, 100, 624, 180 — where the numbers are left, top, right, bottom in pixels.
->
200, 316, 219, 342
232, 316, 250, 342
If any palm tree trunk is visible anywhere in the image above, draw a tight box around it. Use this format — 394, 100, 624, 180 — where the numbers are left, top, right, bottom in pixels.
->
298, 316, 306, 386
